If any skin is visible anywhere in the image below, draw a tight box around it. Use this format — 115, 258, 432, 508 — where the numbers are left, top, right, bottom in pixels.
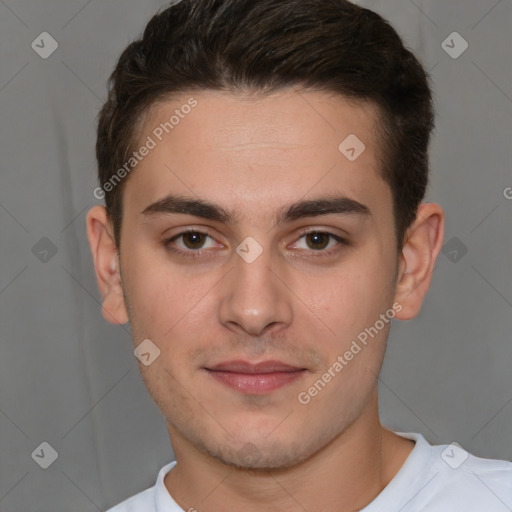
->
86, 89, 444, 511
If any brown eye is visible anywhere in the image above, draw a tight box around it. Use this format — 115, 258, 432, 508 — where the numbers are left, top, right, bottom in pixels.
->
305, 232, 331, 250
182, 232, 208, 249
164, 230, 220, 257
289, 230, 348, 256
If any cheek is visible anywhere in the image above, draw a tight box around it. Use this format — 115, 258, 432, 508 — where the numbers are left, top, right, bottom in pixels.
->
120, 247, 178, 333
303, 255, 392, 337
122, 248, 220, 347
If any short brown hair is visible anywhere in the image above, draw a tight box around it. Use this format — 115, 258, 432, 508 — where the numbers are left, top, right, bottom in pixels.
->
96, 0, 435, 249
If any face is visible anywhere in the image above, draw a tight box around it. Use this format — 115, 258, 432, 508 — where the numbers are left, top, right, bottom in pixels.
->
106, 89, 402, 469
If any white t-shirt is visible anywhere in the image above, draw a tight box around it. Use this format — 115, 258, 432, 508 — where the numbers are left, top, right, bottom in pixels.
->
105, 432, 512, 511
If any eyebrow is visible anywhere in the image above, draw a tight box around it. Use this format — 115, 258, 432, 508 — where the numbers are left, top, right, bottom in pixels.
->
140, 193, 371, 225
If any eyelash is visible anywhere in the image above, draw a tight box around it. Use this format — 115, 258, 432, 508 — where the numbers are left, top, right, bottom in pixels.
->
163, 228, 349, 259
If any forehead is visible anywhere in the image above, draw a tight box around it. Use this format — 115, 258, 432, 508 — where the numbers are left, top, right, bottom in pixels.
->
142, 88, 381, 152
123, 89, 390, 221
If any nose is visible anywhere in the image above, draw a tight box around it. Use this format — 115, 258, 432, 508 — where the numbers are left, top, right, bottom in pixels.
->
218, 243, 293, 337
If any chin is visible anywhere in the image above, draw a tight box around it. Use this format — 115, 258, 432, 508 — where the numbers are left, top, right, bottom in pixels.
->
198, 434, 317, 472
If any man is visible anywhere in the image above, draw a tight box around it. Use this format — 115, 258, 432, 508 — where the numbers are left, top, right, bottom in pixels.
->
86, 0, 512, 510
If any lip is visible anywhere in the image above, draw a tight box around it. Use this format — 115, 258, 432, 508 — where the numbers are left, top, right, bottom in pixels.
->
208, 359, 303, 373
204, 360, 307, 394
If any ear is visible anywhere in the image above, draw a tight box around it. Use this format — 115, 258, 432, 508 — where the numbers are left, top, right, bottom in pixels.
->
394, 203, 445, 320
85, 205, 129, 325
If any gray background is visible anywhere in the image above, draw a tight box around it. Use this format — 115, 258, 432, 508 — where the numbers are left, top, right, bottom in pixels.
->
0, 0, 511, 510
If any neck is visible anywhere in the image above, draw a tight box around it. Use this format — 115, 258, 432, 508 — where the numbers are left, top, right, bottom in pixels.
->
164, 392, 414, 512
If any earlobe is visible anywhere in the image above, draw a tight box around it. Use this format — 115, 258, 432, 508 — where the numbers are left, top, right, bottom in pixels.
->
394, 203, 445, 320
85, 205, 129, 325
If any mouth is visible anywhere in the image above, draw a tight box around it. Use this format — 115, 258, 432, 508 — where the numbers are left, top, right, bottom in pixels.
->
203, 360, 307, 394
